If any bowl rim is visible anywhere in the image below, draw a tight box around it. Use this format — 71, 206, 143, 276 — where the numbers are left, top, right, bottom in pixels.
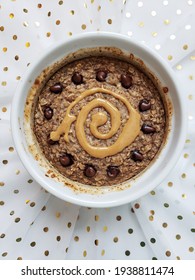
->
11, 31, 187, 207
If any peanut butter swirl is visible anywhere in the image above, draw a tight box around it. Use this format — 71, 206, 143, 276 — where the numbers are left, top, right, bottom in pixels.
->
50, 87, 140, 158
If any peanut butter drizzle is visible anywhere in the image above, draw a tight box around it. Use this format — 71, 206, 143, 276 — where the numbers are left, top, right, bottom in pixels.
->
50, 87, 140, 159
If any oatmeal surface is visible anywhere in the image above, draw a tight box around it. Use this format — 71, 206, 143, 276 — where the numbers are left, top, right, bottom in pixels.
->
33, 56, 166, 186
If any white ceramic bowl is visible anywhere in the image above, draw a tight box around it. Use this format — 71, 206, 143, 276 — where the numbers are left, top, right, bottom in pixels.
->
11, 32, 186, 208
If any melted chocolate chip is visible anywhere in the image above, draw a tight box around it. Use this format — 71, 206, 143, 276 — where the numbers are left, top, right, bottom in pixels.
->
50, 83, 63, 94
121, 74, 132, 89
107, 166, 120, 178
59, 153, 73, 167
141, 124, 156, 134
71, 72, 83, 85
131, 150, 143, 162
84, 165, 96, 178
96, 70, 107, 82
47, 134, 58, 145
139, 99, 151, 112
44, 107, 53, 120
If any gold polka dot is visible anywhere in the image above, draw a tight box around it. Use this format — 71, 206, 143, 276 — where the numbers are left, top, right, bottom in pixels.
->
56, 212, 61, 218
0, 182, 5, 187
86, 226, 90, 232
43, 227, 49, 232
15, 169, 20, 175
13, 35, 17, 40
94, 239, 99, 246
84, 3, 88, 8
44, 250, 49, 256
176, 256, 181, 260
56, 235, 62, 242
181, 173, 186, 178
59, 0, 63, 5
182, 193, 187, 199
150, 210, 155, 215
25, 42, 30, 47
0, 201, 5, 206
74, 236, 79, 241
70, 10, 75, 15
3, 67, 8, 71
97, 5, 101, 11
134, 203, 140, 209
164, 19, 170, 25
25, 199, 30, 204
3, 47, 7, 52
184, 153, 189, 158
48, 11, 51, 17
56, 20, 61, 25
37, 3, 42, 8
23, 21, 29, 27
113, 237, 118, 243
9, 13, 14, 19
68, 32, 72, 36
168, 55, 173, 61
1, 81, 7, 87
83, 250, 87, 257
149, 215, 154, 221
116, 215, 122, 221
2, 252, 8, 257
176, 234, 181, 240
183, 44, 188, 50
138, 21, 144, 27
189, 247, 194, 252
0, 26, 4, 31
188, 95, 193, 100
15, 217, 20, 223
176, 64, 182, 70
107, 19, 112, 24
103, 226, 108, 232
2, 107, 7, 112
91, 0, 95, 3
67, 222, 71, 228
16, 76, 21, 80
168, 182, 173, 187
190, 56, 195, 60
15, 55, 19, 61
46, 32, 51, 37
101, 249, 105, 256
23, 8, 28, 13
94, 215, 100, 222
165, 250, 171, 257
152, 32, 158, 37
189, 75, 193, 80
2, 160, 8, 164
81, 24, 86, 30
30, 241, 36, 247
150, 190, 155, 195
162, 222, 168, 228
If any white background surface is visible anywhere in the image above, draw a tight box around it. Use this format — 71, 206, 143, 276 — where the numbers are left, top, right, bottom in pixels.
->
0, 0, 195, 260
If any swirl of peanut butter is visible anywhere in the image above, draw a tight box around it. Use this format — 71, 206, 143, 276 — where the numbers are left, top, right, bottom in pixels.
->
50, 87, 140, 159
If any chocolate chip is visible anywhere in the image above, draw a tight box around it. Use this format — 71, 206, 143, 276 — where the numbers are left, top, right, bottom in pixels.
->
47, 134, 58, 145
131, 150, 143, 162
121, 74, 132, 89
71, 72, 83, 85
141, 124, 156, 134
107, 166, 120, 178
44, 107, 53, 120
139, 99, 151, 112
84, 165, 96, 178
96, 70, 107, 82
59, 153, 73, 167
50, 83, 63, 94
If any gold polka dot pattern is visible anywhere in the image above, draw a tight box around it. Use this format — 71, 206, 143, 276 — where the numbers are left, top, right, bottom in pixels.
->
0, 0, 195, 261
